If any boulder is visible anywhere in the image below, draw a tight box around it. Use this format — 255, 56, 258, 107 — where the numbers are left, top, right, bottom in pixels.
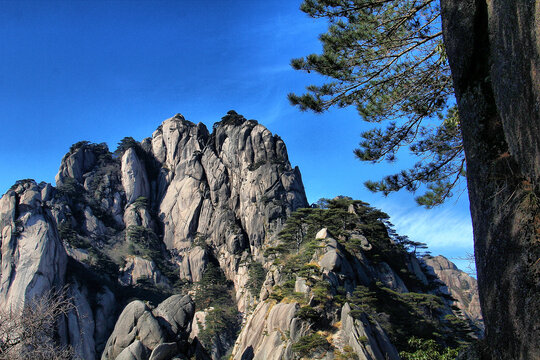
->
101, 295, 195, 360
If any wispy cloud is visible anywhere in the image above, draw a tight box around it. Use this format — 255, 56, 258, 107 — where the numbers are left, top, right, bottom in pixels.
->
374, 198, 474, 258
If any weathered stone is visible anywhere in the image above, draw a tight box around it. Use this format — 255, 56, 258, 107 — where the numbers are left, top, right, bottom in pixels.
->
120, 256, 169, 288
153, 294, 195, 337
136, 311, 166, 351
149, 342, 179, 360
178, 246, 208, 283
374, 262, 408, 293
0, 180, 67, 310
115, 341, 148, 360
316, 228, 329, 239
100, 294, 196, 359
151, 114, 307, 311
124, 203, 154, 229
319, 250, 341, 272
83, 206, 106, 235
337, 303, 400, 360
231, 302, 303, 360
56, 144, 97, 185
188, 311, 207, 341
122, 147, 150, 205
64, 244, 90, 262
423, 256, 483, 327
294, 277, 310, 295
102, 300, 149, 360
67, 280, 96, 360
406, 253, 428, 286
94, 286, 117, 355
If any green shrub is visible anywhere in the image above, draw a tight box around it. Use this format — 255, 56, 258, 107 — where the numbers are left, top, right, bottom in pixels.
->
197, 305, 239, 350
312, 280, 331, 303
349, 285, 377, 318
298, 264, 319, 278
358, 335, 368, 344
114, 136, 139, 156
246, 262, 266, 296
58, 221, 89, 249
297, 306, 319, 323
126, 225, 182, 287
87, 248, 119, 277
132, 196, 148, 210
399, 337, 460, 360
269, 278, 296, 302
335, 345, 359, 360
56, 177, 84, 201
69, 141, 90, 153
193, 263, 240, 350
291, 332, 331, 358
219, 110, 246, 126
194, 263, 234, 309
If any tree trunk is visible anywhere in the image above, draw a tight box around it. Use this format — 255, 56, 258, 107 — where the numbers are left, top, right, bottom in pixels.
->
440, 1, 540, 359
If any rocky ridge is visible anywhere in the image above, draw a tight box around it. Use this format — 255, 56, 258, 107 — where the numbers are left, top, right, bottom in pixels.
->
0, 111, 481, 360
230, 201, 479, 360
423, 255, 483, 330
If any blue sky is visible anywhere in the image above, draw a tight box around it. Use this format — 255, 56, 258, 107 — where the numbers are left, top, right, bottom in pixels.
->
0, 0, 474, 273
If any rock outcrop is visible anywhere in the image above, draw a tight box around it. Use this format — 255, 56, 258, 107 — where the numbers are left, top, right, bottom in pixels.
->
336, 303, 400, 360
101, 295, 195, 360
121, 148, 150, 205
120, 256, 169, 288
232, 216, 472, 359
0, 112, 484, 360
152, 112, 307, 310
232, 301, 308, 360
0, 180, 67, 310
0, 111, 309, 360
423, 255, 483, 327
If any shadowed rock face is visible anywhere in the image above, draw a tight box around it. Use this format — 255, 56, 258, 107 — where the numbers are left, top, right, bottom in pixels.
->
423, 256, 483, 328
338, 303, 400, 360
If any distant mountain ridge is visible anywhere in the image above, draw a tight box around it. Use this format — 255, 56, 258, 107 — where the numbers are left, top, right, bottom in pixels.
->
0, 111, 481, 360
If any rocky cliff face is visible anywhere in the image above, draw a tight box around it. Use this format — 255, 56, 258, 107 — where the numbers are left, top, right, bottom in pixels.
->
231, 200, 478, 360
423, 256, 483, 331
0, 111, 482, 360
0, 111, 308, 360
0, 180, 66, 310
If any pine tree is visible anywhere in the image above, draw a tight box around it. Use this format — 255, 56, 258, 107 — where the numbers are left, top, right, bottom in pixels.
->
289, 0, 463, 207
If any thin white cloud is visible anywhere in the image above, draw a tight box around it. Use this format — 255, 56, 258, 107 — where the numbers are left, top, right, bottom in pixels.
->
374, 198, 474, 257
